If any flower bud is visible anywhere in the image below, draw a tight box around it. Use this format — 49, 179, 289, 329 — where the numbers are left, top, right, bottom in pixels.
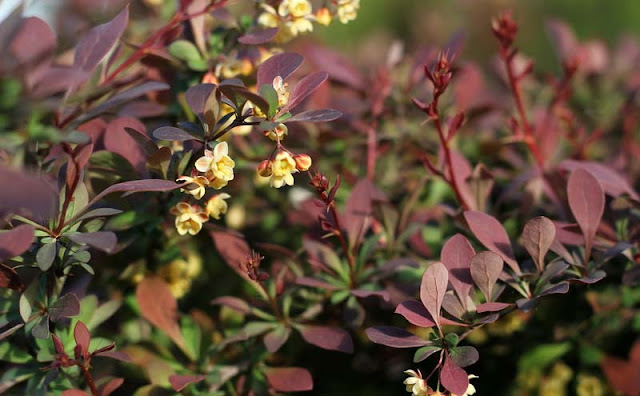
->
293, 153, 312, 171
257, 160, 273, 177
316, 8, 332, 25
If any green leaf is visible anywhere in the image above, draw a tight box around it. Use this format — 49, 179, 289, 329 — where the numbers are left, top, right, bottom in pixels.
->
330, 290, 350, 305
181, 316, 202, 361
259, 84, 279, 119
87, 300, 121, 330
0, 341, 31, 363
169, 40, 203, 63
518, 342, 571, 372
444, 333, 459, 348
36, 241, 57, 271
31, 315, 50, 339
414, 345, 441, 363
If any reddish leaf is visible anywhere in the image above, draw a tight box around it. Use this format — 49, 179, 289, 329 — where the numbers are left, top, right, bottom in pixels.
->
0, 166, 55, 218
83, 82, 170, 121
153, 126, 200, 141
211, 296, 251, 313
365, 326, 429, 348
441, 234, 475, 307
395, 300, 437, 328
420, 262, 448, 329
601, 340, 640, 395
545, 19, 578, 64
559, 160, 639, 200
218, 83, 269, 115
32, 67, 90, 97
0, 224, 34, 260
61, 391, 90, 396
343, 178, 387, 248
440, 355, 469, 395
304, 45, 365, 90
99, 377, 124, 396
97, 349, 131, 362
257, 52, 303, 87
169, 374, 206, 392
103, 117, 147, 174
238, 28, 279, 44
350, 289, 389, 301
74, 321, 91, 360
295, 277, 338, 291
567, 168, 605, 260
74, 5, 129, 73
264, 326, 291, 353
67, 232, 117, 253
476, 302, 511, 313
136, 277, 186, 350
185, 83, 216, 120
87, 179, 181, 209
10, 17, 55, 69
286, 109, 342, 123
264, 367, 313, 392
521, 216, 556, 272
470, 251, 503, 302
449, 346, 479, 368
280, 72, 328, 114
299, 325, 353, 353
210, 231, 252, 281
49, 293, 80, 322
464, 211, 519, 274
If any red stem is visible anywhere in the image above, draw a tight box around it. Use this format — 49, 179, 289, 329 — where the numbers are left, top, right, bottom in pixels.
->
80, 364, 99, 396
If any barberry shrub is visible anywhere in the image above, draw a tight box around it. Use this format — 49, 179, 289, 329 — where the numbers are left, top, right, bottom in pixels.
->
0, 2, 638, 395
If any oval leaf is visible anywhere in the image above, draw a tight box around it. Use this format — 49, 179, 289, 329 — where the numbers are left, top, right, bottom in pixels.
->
441, 234, 475, 306
299, 325, 353, 353
440, 356, 469, 395
0, 224, 34, 260
153, 126, 201, 141
420, 262, 448, 329
567, 168, 604, 259
67, 232, 117, 253
238, 27, 279, 44
136, 276, 186, 350
264, 326, 291, 353
470, 251, 503, 302
464, 211, 519, 274
449, 346, 479, 367
169, 374, 205, 392
280, 72, 328, 114
286, 109, 343, 123
49, 293, 80, 322
521, 216, 556, 272
365, 326, 429, 348
257, 52, 303, 87
395, 300, 437, 328
36, 242, 56, 271
265, 367, 313, 392
74, 6, 129, 73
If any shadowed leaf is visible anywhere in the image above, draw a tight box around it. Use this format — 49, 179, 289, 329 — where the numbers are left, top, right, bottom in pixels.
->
0, 263, 23, 291
414, 345, 441, 363
299, 325, 353, 353
286, 109, 342, 123
449, 346, 479, 367
211, 296, 251, 313
476, 302, 511, 313
365, 326, 429, 348
280, 72, 328, 114
99, 377, 124, 396
0, 224, 34, 260
49, 293, 80, 322
264, 326, 291, 353
74, 5, 129, 73
74, 321, 91, 359
153, 126, 201, 141
0, 166, 55, 218
395, 300, 437, 328
68, 232, 117, 253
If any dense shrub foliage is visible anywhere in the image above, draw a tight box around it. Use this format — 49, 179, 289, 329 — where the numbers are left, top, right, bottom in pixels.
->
0, 1, 639, 395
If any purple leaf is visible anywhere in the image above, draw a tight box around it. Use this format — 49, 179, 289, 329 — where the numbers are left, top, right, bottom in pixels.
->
440, 356, 469, 395
153, 126, 201, 141
441, 234, 475, 307
218, 84, 269, 116
99, 377, 124, 396
136, 276, 186, 350
0, 166, 55, 218
285, 109, 342, 123
185, 83, 216, 120
257, 52, 303, 87
537, 282, 570, 297
49, 293, 80, 322
264, 326, 291, 353
521, 216, 556, 272
559, 160, 639, 200
295, 276, 338, 290
74, 5, 129, 73
211, 296, 251, 313
97, 349, 131, 362
67, 232, 117, 253
470, 251, 503, 302
279, 72, 328, 114
74, 321, 91, 359
545, 19, 578, 64
449, 346, 479, 368
571, 270, 606, 285
299, 325, 353, 353
420, 262, 448, 329
343, 178, 387, 248
365, 326, 430, 348
82, 81, 170, 121
567, 168, 604, 260
351, 289, 389, 301
87, 179, 181, 209
238, 27, 279, 44
31, 67, 90, 97
264, 367, 313, 392
476, 302, 511, 313
464, 211, 519, 274
395, 300, 437, 328
0, 224, 34, 260
304, 45, 365, 90
9, 17, 55, 72
169, 375, 206, 392
209, 231, 253, 281
103, 117, 147, 174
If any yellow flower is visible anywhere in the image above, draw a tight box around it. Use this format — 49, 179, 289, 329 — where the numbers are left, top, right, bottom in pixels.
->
176, 175, 209, 200
576, 374, 605, 396
293, 153, 312, 171
551, 362, 573, 384
217, 53, 253, 79
264, 123, 288, 141
403, 369, 430, 396
184, 253, 202, 278
206, 193, 230, 220
272, 76, 290, 108
451, 374, 479, 396
168, 278, 192, 298
287, 18, 314, 35
258, 5, 280, 28
316, 7, 332, 25
195, 142, 235, 189
337, 0, 359, 24
270, 151, 298, 188
257, 159, 273, 177
278, 0, 312, 18
170, 202, 208, 235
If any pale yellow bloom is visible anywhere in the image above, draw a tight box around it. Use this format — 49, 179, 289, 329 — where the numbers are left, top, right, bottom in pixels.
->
195, 142, 235, 189
337, 0, 360, 24
287, 18, 314, 35
272, 76, 290, 108
451, 374, 479, 396
176, 175, 209, 200
264, 123, 288, 141
316, 7, 332, 25
270, 151, 298, 188
170, 202, 208, 236
403, 369, 429, 396
278, 0, 312, 18
576, 374, 605, 396
184, 253, 202, 278
217, 53, 253, 79
206, 193, 230, 220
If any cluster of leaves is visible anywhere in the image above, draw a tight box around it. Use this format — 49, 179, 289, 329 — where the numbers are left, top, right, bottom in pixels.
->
0, 1, 639, 395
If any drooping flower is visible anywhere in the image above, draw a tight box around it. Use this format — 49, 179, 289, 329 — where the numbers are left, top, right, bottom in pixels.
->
206, 193, 230, 220
195, 142, 235, 189
270, 151, 298, 188
176, 175, 209, 200
272, 76, 290, 108
316, 7, 332, 25
403, 369, 430, 396
171, 202, 208, 236
264, 123, 288, 141
293, 153, 312, 171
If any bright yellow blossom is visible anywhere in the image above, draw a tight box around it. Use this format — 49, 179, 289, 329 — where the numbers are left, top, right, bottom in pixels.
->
206, 193, 230, 220
270, 151, 298, 188
176, 175, 209, 200
278, 0, 312, 18
195, 142, 235, 189
170, 202, 208, 236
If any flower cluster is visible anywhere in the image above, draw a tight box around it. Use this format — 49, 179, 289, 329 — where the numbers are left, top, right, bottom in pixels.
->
157, 253, 203, 298
257, 0, 360, 43
403, 370, 477, 396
